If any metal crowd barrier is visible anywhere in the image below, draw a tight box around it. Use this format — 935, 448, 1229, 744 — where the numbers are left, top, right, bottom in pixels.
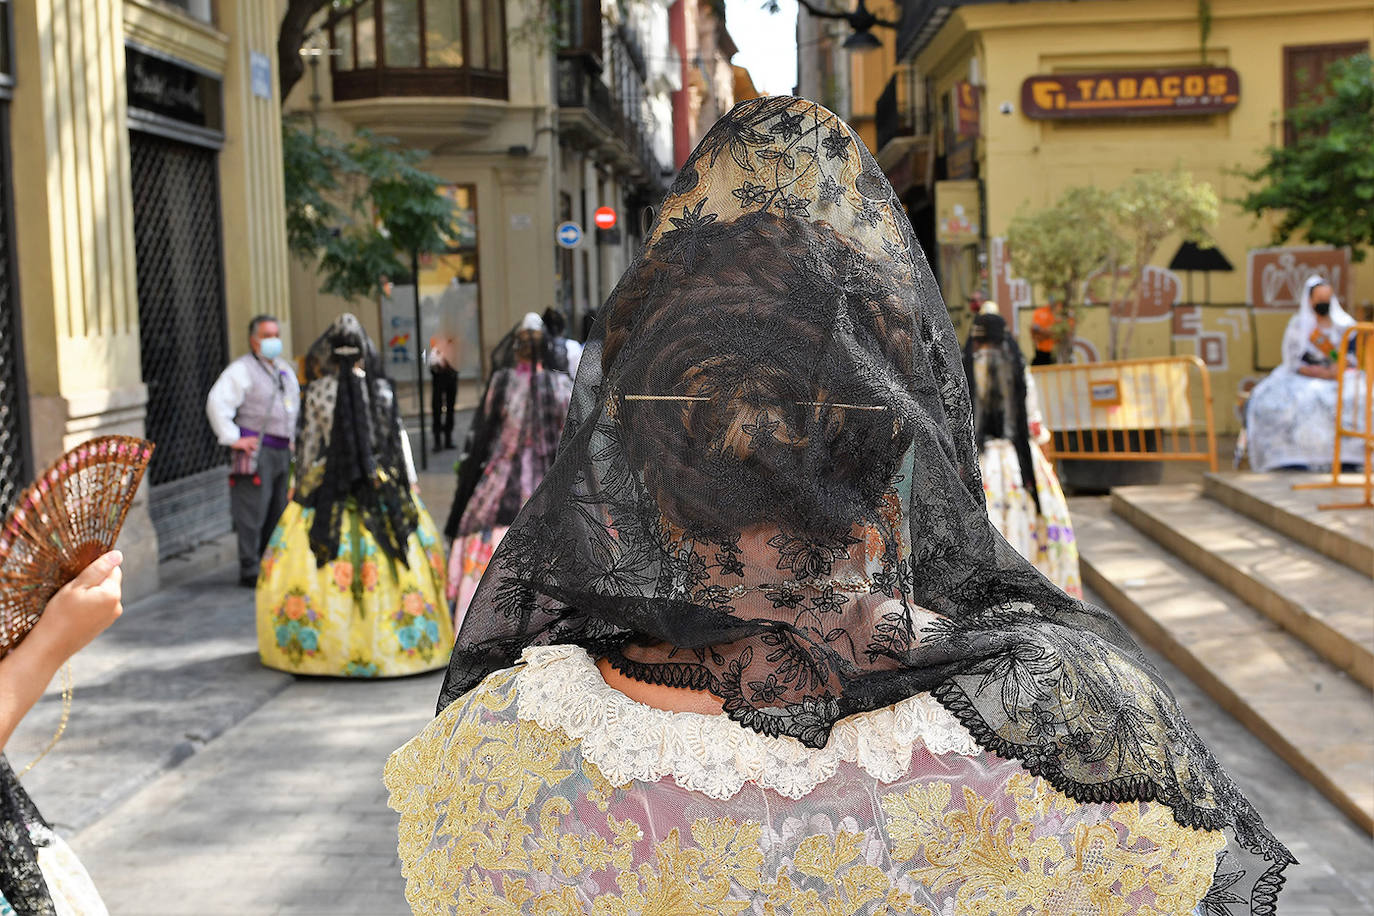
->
1031, 355, 1218, 472
1293, 322, 1374, 511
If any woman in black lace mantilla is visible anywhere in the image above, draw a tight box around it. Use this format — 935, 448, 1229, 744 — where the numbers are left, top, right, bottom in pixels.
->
385, 97, 1291, 915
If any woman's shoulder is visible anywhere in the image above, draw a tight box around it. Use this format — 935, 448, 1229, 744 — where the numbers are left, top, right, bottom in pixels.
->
387, 644, 983, 803
509, 645, 983, 799
385, 648, 1227, 916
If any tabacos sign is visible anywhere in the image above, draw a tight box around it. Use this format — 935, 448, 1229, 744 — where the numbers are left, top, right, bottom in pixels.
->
1020, 67, 1240, 119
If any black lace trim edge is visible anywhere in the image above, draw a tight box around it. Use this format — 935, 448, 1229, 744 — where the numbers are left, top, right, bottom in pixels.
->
602, 650, 719, 694
930, 680, 1294, 913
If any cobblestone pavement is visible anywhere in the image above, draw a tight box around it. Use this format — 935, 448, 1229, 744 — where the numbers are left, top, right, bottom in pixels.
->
7, 443, 1372, 913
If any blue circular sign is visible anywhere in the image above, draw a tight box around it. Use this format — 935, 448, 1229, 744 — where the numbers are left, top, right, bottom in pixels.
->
556, 221, 583, 249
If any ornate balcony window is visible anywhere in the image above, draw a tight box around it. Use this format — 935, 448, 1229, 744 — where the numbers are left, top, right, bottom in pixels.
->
331, 0, 508, 102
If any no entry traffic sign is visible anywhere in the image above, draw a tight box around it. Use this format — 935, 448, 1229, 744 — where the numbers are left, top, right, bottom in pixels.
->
594, 207, 617, 231
556, 221, 583, 248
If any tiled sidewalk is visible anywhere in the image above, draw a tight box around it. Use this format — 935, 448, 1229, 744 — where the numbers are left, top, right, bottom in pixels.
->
74, 673, 438, 915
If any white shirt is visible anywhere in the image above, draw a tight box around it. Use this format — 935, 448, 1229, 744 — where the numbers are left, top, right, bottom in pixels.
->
565, 339, 584, 379
205, 354, 301, 446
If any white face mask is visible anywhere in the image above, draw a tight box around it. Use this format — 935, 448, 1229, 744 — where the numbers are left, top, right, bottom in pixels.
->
259, 337, 283, 360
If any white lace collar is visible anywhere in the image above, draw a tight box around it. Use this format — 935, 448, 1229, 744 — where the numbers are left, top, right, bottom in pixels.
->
513, 644, 980, 801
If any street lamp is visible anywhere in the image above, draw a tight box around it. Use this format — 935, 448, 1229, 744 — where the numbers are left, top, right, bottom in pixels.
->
842, 29, 884, 52
789, 0, 898, 52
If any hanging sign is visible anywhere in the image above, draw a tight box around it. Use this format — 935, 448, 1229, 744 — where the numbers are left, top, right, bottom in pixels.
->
1020, 67, 1240, 120
955, 81, 981, 138
594, 207, 617, 230
935, 180, 981, 246
125, 46, 223, 130
556, 221, 583, 249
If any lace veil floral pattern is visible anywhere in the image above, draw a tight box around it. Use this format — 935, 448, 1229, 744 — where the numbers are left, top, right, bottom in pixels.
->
294, 314, 419, 567
436, 96, 1292, 911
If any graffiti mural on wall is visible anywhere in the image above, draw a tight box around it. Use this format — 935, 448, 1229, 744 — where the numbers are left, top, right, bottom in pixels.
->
990, 236, 1033, 335
1247, 246, 1352, 310
986, 238, 1358, 433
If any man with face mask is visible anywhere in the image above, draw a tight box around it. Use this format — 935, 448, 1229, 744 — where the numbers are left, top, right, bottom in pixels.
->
206, 314, 303, 586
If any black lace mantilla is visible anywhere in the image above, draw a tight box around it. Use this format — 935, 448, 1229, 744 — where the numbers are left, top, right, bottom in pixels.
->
295, 314, 419, 567
1, 756, 55, 916
437, 96, 1293, 911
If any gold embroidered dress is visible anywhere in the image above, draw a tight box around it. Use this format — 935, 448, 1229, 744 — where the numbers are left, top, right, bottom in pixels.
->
385, 645, 1223, 915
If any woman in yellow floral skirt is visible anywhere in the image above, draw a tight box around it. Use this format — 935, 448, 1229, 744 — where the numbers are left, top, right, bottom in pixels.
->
257, 314, 452, 677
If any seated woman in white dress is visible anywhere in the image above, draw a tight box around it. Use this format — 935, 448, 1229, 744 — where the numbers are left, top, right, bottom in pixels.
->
2, 552, 123, 916
1245, 275, 1364, 471
964, 312, 1081, 597
385, 97, 1291, 916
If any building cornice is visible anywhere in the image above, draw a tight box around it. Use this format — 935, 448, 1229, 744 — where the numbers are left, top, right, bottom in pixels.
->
123, 0, 229, 75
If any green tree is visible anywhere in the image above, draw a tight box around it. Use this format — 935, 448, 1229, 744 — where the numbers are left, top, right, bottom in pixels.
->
1008, 172, 1218, 361
1102, 169, 1219, 358
282, 117, 458, 302
1006, 186, 1120, 363
1238, 52, 1374, 263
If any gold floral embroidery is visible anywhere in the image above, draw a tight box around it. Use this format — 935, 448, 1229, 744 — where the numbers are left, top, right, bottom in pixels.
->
879, 775, 1225, 916
583, 760, 627, 812
385, 668, 1224, 916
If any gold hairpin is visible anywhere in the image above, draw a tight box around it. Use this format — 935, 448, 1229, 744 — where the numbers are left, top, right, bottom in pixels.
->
622, 395, 887, 412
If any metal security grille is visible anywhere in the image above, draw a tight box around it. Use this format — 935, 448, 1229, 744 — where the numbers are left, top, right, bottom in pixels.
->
130, 129, 231, 557
0, 102, 30, 518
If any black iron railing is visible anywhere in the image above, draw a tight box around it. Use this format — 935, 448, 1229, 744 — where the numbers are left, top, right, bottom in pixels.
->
0, 102, 28, 517
558, 48, 666, 186
130, 130, 232, 556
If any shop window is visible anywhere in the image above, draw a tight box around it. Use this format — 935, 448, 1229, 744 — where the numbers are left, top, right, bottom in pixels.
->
332, 0, 507, 100
381, 186, 484, 383
1283, 42, 1368, 145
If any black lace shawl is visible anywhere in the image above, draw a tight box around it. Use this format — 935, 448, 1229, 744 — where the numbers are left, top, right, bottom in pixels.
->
436, 96, 1292, 911
446, 324, 525, 538
541, 309, 572, 373
294, 314, 419, 566
963, 314, 1040, 512
0, 756, 55, 915
439, 324, 568, 538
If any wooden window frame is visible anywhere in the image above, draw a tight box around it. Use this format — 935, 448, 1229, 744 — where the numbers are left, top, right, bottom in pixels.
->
330, 0, 509, 100
1283, 41, 1369, 146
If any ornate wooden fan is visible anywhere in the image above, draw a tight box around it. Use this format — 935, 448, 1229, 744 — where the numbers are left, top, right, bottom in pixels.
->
0, 436, 154, 659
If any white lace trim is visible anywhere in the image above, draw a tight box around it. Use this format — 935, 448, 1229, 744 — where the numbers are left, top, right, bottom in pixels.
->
513, 644, 980, 801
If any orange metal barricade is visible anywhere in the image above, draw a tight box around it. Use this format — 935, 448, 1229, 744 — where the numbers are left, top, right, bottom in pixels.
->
1292, 322, 1374, 511
1031, 355, 1218, 473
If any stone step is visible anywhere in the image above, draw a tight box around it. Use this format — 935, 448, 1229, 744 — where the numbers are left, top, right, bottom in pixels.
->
1111, 484, 1374, 691
1203, 471, 1374, 579
1073, 498, 1374, 834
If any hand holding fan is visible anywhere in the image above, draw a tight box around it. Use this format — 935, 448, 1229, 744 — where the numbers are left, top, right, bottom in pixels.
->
0, 436, 154, 660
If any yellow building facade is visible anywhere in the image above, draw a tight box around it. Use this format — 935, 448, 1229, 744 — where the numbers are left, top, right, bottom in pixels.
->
884, 0, 1374, 432
282, 0, 674, 418
2, 0, 290, 595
